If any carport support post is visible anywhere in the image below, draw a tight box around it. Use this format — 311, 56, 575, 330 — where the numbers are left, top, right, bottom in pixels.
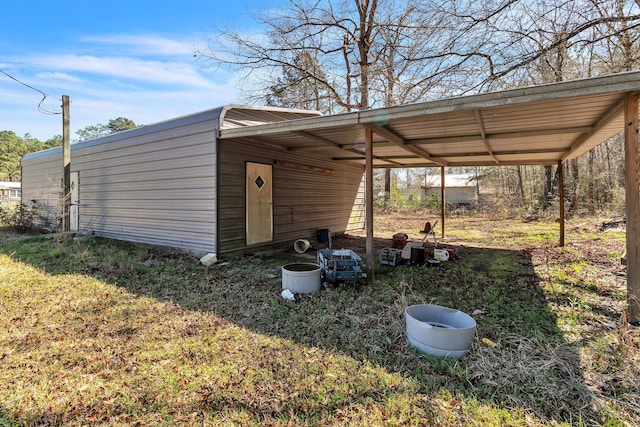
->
62, 95, 70, 233
558, 160, 565, 247
365, 128, 374, 282
440, 167, 445, 238
624, 93, 640, 324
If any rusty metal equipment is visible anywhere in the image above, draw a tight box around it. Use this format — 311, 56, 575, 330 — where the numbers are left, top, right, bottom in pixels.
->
317, 248, 364, 282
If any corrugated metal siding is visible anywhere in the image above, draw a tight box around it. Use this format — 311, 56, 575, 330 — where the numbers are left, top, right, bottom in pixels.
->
71, 113, 220, 254
347, 173, 365, 231
218, 139, 365, 254
21, 147, 64, 230
424, 187, 477, 206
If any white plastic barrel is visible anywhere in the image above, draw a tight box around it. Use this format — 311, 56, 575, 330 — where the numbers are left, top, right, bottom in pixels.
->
281, 263, 322, 294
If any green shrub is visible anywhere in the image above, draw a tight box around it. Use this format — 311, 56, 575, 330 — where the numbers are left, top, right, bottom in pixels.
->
0, 201, 57, 233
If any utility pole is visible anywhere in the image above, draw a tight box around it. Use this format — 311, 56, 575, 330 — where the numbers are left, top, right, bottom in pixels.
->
62, 95, 70, 232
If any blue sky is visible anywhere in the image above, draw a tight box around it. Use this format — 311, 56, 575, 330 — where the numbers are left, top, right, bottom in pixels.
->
0, 1, 265, 140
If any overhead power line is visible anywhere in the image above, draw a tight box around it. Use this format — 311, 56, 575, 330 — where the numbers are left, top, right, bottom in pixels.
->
0, 68, 61, 115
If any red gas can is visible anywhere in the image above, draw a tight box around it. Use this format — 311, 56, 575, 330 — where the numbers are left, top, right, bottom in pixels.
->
392, 232, 408, 249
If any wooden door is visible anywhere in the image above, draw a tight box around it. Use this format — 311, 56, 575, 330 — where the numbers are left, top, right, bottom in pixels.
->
70, 172, 79, 232
246, 162, 273, 245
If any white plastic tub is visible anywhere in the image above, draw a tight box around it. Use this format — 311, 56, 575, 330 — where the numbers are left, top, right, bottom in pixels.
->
405, 304, 476, 359
281, 263, 322, 294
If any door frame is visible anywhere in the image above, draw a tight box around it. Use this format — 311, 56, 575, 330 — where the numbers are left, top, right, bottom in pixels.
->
245, 162, 273, 245
70, 171, 79, 232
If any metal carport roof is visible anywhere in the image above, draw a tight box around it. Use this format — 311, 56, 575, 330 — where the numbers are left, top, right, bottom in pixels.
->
219, 71, 639, 167
218, 71, 640, 323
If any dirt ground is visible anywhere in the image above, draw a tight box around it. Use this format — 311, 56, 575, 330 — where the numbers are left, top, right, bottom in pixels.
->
315, 214, 529, 261
299, 212, 627, 277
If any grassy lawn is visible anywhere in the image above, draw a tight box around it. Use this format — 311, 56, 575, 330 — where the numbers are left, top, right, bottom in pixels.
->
0, 214, 638, 426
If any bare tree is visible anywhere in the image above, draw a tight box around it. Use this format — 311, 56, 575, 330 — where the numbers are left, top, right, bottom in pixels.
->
430, 0, 640, 92
198, 0, 491, 206
201, 0, 639, 104
468, 0, 640, 212
587, 0, 640, 72
192, 2, 465, 206
201, 0, 379, 112
263, 51, 334, 112
199, 0, 639, 213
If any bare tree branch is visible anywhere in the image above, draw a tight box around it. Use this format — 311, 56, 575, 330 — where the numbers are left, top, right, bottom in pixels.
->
197, 0, 640, 107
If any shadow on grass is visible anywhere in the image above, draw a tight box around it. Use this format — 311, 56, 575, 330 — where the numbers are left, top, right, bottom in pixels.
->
0, 231, 602, 424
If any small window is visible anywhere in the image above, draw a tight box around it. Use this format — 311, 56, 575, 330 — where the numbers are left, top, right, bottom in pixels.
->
10, 189, 21, 198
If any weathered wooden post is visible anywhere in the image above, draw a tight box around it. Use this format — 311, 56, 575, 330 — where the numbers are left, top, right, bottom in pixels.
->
624, 93, 639, 324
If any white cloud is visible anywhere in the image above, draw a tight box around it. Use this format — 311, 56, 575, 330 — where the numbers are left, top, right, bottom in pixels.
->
0, 32, 243, 140
19, 54, 218, 89
80, 34, 196, 56
34, 72, 82, 82
0, 79, 238, 140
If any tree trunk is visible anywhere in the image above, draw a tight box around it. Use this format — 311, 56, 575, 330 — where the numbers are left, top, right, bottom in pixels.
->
517, 165, 525, 203
588, 150, 595, 206
384, 168, 391, 208
542, 165, 554, 209
474, 167, 481, 204
356, 0, 376, 110
567, 159, 579, 215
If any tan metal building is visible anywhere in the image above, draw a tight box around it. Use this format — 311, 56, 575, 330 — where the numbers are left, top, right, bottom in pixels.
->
21, 105, 365, 255
422, 173, 477, 207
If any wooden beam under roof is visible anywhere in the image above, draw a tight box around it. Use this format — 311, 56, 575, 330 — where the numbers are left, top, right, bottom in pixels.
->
561, 100, 625, 161
364, 123, 449, 167
438, 147, 570, 158
362, 146, 566, 157
289, 144, 336, 152
340, 126, 591, 150
407, 126, 595, 146
331, 157, 560, 167
474, 109, 500, 164
235, 137, 289, 151
290, 131, 403, 166
331, 146, 568, 163
329, 156, 406, 167
292, 131, 345, 150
